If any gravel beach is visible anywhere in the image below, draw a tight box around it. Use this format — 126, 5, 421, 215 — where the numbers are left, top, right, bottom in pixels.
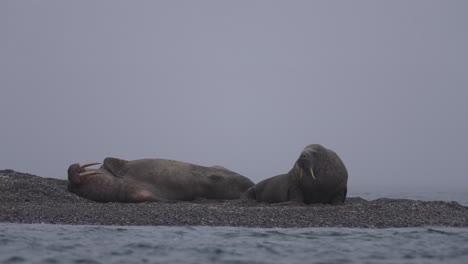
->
1, 170, 467, 228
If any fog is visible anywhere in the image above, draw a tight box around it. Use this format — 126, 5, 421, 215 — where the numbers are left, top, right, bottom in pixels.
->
2, 1, 467, 191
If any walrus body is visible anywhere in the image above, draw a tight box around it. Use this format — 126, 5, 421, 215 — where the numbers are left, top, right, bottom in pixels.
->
243, 144, 348, 204
68, 157, 254, 203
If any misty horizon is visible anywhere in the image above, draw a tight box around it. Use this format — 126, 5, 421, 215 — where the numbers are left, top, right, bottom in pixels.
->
2, 1, 467, 190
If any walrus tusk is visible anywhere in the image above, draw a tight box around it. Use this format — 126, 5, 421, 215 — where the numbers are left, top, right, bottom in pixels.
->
78, 171, 101, 177
80, 162, 101, 169
310, 168, 316, 180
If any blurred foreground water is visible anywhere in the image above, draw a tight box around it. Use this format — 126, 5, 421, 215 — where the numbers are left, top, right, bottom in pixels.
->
1, 224, 468, 264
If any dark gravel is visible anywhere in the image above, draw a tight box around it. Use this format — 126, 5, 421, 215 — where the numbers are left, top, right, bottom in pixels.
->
1, 170, 467, 228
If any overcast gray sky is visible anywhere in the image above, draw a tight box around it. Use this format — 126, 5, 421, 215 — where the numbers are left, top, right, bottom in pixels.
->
2, 1, 467, 190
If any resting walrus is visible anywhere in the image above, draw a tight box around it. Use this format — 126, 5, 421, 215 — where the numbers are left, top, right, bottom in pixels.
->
243, 144, 348, 204
67, 157, 254, 203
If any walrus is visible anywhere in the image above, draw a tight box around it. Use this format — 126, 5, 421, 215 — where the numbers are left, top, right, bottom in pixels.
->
243, 144, 348, 204
67, 157, 254, 203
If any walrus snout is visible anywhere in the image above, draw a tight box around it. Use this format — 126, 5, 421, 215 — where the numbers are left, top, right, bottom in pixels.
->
67, 162, 101, 178
79, 162, 101, 175
296, 152, 316, 180
295, 160, 316, 180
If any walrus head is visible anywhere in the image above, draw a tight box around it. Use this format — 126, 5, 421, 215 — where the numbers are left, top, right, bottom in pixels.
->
294, 144, 326, 181
67, 162, 101, 185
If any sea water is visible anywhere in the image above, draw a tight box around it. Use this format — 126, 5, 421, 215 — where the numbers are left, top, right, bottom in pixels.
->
1, 188, 468, 264
1, 224, 468, 264
349, 185, 468, 206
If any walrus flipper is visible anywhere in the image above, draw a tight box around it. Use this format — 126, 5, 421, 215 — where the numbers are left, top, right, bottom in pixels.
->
287, 175, 305, 203
329, 186, 347, 204
103, 157, 129, 178
241, 186, 256, 201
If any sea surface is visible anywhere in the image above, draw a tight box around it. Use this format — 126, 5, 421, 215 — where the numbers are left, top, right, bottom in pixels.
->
349, 185, 468, 206
1, 189, 468, 264
1, 224, 468, 264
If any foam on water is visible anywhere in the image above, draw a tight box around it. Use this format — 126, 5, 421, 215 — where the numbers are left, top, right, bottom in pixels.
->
1, 224, 468, 264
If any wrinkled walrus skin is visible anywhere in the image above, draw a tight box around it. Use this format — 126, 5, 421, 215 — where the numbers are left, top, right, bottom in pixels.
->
68, 157, 254, 203
243, 144, 348, 204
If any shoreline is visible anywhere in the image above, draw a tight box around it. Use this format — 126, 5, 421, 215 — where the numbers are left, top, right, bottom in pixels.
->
1, 170, 467, 228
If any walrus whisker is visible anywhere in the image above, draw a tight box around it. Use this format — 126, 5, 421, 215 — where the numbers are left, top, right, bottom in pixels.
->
80, 162, 101, 169
310, 168, 316, 180
78, 171, 101, 177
